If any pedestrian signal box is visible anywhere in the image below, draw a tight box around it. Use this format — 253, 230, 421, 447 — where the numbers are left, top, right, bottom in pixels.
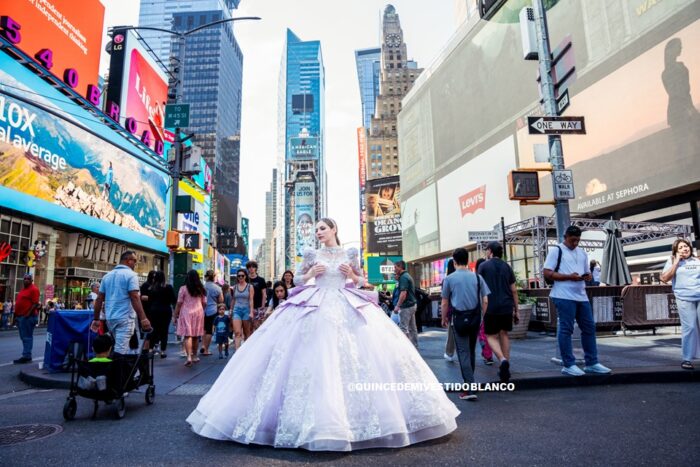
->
508, 170, 540, 200
183, 233, 201, 251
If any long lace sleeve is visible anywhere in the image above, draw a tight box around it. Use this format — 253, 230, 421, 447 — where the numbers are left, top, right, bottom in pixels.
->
347, 248, 365, 288
295, 248, 317, 279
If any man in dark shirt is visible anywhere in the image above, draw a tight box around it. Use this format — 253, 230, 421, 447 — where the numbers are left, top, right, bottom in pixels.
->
393, 261, 418, 348
246, 261, 267, 331
477, 242, 519, 383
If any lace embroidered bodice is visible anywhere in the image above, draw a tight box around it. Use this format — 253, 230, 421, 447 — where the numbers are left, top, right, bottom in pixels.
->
296, 247, 363, 289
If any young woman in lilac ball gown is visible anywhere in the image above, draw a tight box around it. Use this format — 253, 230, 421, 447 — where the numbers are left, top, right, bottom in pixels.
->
187, 218, 459, 451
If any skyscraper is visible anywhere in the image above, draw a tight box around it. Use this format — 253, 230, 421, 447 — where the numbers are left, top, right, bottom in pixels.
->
354, 47, 381, 129
138, 1, 245, 251
138, 0, 240, 63
367, 5, 423, 181
277, 29, 326, 270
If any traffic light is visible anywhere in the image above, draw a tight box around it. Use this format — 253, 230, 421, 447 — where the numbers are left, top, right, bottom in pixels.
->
508, 170, 540, 200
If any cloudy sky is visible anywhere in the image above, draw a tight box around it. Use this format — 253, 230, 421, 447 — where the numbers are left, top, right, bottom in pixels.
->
102, 0, 457, 254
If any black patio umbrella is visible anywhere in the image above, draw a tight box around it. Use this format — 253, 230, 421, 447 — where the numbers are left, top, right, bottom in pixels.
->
600, 220, 632, 286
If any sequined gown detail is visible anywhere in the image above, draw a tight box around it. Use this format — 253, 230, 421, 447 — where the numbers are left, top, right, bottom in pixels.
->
186, 247, 459, 451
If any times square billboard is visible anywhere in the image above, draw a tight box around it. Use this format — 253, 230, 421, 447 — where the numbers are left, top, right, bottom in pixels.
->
107, 28, 169, 154
0, 0, 105, 88
366, 175, 402, 254
0, 51, 170, 252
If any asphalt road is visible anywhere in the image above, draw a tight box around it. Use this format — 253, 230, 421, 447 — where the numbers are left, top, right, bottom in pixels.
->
1, 382, 699, 466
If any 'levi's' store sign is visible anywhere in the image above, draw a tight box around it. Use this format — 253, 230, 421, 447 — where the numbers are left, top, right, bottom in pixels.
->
0, 1, 165, 156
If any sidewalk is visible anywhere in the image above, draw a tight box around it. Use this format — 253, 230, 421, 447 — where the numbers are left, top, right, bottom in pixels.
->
18, 326, 699, 392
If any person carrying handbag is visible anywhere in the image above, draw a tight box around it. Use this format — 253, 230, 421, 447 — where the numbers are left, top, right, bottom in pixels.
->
441, 248, 490, 401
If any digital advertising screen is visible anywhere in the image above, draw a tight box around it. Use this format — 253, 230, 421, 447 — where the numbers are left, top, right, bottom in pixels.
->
0, 51, 170, 252
366, 175, 402, 254
107, 28, 169, 153
0, 0, 105, 87
294, 181, 316, 261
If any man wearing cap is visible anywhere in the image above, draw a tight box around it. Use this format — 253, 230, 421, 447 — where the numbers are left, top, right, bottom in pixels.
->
543, 226, 611, 376
90, 251, 151, 355
477, 241, 519, 383
13, 273, 41, 364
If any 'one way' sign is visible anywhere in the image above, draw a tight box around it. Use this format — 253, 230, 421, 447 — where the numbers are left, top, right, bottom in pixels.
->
528, 116, 586, 135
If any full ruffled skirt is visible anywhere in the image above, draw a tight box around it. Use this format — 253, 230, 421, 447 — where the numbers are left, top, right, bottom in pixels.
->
186, 285, 459, 451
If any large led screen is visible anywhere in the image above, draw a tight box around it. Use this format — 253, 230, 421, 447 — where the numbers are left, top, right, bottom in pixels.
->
0, 52, 169, 252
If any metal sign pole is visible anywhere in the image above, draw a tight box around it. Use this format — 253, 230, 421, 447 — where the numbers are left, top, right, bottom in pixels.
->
168, 34, 186, 286
533, 0, 570, 243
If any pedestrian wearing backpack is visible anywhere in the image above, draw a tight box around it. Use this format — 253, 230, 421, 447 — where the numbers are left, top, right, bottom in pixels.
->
543, 226, 611, 376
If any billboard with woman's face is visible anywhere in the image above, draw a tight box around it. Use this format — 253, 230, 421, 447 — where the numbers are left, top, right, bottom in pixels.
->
366, 176, 402, 254
294, 181, 316, 261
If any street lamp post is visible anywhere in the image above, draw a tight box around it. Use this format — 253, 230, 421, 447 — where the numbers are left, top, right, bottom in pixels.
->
116, 17, 260, 284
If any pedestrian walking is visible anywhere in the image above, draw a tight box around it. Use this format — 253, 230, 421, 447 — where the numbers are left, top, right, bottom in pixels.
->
3, 298, 12, 329
393, 260, 419, 348
543, 226, 611, 376
586, 260, 602, 286
174, 270, 207, 367
13, 273, 41, 364
201, 270, 223, 356
246, 261, 267, 331
143, 270, 176, 358
213, 304, 231, 359
91, 251, 151, 355
264, 280, 288, 320
86, 283, 99, 310
478, 242, 519, 383
443, 259, 457, 363
441, 248, 490, 400
221, 282, 232, 311
140, 271, 157, 351
474, 258, 494, 366
232, 268, 254, 350
264, 281, 273, 306
282, 270, 296, 290
1, 299, 10, 330
660, 238, 700, 370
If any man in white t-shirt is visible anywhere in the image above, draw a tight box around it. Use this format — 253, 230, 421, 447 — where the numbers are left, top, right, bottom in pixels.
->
543, 226, 611, 376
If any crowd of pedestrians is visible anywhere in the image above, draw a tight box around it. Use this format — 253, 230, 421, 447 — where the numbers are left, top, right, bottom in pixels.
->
7, 227, 698, 379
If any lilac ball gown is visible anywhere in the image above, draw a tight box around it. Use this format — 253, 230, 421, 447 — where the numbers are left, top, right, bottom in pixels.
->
186, 247, 459, 451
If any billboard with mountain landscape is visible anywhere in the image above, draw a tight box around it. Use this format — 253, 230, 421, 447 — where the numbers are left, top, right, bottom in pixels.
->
0, 52, 170, 252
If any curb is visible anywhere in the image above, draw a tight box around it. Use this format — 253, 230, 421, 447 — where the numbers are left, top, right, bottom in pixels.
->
19, 368, 71, 390
509, 366, 700, 390
19, 365, 699, 392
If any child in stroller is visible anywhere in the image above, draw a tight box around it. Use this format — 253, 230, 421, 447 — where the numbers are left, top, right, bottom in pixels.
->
63, 332, 155, 420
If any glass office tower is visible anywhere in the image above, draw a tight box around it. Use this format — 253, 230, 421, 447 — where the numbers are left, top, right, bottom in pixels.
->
138, 0, 240, 63
277, 29, 326, 269
354, 47, 381, 129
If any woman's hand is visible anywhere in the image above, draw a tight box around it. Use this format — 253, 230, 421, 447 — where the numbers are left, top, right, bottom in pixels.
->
308, 264, 327, 278
338, 263, 356, 281
672, 253, 681, 265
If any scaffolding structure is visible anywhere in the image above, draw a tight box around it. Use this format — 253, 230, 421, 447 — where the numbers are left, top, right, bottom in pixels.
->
477, 216, 693, 286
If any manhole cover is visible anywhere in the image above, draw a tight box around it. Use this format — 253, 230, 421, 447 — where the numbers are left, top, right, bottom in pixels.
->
0, 424, 63, 446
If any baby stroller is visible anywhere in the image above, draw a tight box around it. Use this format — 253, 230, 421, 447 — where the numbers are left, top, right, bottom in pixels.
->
62, 333, 155, 420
